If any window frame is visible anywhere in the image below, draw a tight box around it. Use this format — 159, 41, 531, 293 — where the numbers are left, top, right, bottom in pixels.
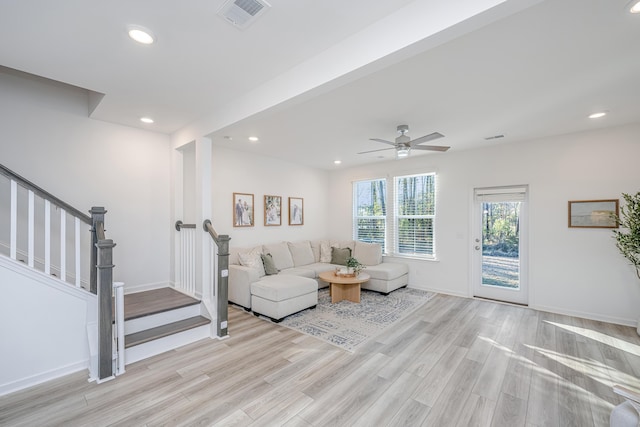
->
352, 172, 437, 259
393, 172, 437, 259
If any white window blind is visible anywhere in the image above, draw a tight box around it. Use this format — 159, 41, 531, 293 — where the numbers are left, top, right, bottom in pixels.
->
474, 186, 527, 202
353, 179, 387, 252
393, 173, 436, 257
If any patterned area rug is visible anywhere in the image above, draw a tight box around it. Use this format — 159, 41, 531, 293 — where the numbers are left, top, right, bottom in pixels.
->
279, 287, 436, 352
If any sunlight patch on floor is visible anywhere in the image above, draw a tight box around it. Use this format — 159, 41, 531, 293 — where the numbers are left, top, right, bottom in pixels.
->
546, 321, 640, 357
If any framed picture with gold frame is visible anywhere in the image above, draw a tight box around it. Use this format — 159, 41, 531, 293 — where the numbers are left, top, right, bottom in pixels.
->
264, 195, 281, 226
288, 197, 304, 226
233, 193, 254, 227
568, 199, 619, 228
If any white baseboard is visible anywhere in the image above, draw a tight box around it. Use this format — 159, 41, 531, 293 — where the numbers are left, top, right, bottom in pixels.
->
407, 284, 468, 298
0, 360, 88, 397
531, 304, 637, 328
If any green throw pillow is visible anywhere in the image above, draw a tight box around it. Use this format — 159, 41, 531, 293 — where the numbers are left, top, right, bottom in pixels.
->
330, 247, 352, 266
261, 253, 279, 275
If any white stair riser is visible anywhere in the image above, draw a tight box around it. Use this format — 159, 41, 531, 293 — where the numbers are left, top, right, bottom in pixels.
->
125, 324, 211, 365
125, 304, 201, 334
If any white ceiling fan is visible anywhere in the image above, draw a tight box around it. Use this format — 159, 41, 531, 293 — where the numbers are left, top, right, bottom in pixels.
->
359, 124, 449, 158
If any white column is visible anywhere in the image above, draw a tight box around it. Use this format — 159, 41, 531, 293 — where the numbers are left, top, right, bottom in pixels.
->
196, 137, 213, 302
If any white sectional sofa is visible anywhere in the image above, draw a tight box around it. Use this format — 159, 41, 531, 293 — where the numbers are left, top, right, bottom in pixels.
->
228, 240, 409, 320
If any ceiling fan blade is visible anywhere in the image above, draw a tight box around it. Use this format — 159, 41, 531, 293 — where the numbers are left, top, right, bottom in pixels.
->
411, 145, 450, 152
410, 132, 445, 146
358, 147, 395, 154
369, 138, 396, 146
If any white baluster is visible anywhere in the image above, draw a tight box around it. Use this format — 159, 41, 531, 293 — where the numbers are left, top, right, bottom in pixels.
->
75, 217, 81, 288
60, 208, 66, 281
10, 180, 17, 260
44, 200, 51, 274
28, 190, 35, 267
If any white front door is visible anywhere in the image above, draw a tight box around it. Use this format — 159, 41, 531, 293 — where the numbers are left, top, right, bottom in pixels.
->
472, 186, 528, 305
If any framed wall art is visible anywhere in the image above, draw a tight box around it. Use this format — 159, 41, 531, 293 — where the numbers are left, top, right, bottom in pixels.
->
264, 195, 282, 226
568, 199, 619, 228
288, 197, 304, 226
233, 192, 254, 227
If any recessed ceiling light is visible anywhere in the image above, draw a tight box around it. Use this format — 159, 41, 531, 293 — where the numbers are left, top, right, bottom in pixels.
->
140, 117, 154, 124
334, 160, 342, 165
630, 1, 640, 13
588, 111, 607, 119
128, 26, 155, 44
248, 136, 259, 142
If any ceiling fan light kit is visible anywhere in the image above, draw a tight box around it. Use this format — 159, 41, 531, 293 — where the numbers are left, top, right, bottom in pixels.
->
396, 146, 410, 158
359, 124, 450, 158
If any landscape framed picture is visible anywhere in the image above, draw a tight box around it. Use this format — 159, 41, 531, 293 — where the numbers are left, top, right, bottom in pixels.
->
264, 195, 282, 226
568, 199, 619, 228
233, 193, 254, 227
288, 197, 304, 226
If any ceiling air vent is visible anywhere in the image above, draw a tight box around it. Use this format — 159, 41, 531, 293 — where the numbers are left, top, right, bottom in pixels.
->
218, 0, 271, 30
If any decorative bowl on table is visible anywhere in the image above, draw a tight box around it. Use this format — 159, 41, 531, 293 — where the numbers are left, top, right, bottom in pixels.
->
334, 267, 356, 277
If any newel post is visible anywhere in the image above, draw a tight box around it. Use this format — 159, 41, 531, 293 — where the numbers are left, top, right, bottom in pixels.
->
217, 234, 230, 337
89, 207, 107, 294
96, 238, 116, 381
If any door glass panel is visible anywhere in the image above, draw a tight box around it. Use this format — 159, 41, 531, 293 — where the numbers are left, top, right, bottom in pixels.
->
481, 201, 520, 289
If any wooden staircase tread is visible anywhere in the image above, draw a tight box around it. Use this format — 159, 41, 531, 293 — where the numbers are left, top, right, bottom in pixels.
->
125, 315, 211, 348
124, 287, 200, 320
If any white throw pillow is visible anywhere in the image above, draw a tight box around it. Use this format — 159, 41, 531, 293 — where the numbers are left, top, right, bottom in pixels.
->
238, 247, 266, 277
353, 241, 382, 266
319, 241, 332, 263
263, 242, 294, 270
288, 241, 315, 267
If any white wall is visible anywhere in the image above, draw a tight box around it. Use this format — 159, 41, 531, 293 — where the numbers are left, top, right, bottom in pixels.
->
211, 145, 330, 248
0, 69, 172, 290
0, 258, 95, 395
328, 123, 640, 325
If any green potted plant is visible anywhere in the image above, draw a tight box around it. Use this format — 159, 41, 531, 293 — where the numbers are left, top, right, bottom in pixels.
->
346, 257, 365, 276
612, 191, 640, 334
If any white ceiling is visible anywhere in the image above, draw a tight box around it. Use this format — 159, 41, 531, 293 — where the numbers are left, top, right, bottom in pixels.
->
2, 0, 640, 170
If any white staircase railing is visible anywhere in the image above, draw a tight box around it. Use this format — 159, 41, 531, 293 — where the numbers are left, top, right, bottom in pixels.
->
175, 221, 196, 296
1, 163, 118, 383
2, 166, 91, 288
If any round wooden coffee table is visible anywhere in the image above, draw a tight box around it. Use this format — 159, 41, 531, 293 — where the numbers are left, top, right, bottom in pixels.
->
318, 271, 370, 303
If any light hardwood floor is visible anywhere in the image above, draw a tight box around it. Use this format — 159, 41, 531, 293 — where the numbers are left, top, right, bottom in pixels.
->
2, 294, 640, 426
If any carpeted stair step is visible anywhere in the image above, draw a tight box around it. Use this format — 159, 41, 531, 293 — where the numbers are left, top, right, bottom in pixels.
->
125, 315, 211, 348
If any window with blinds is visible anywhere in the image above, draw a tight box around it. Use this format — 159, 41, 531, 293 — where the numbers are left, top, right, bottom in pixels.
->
353, 179, 386, 252
394, 173, 436, 257
353, 173, 437, 258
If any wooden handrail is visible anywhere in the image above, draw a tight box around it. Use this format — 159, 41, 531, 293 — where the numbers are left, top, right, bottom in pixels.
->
0, 163, 91, 224
203, 219, 226, 246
